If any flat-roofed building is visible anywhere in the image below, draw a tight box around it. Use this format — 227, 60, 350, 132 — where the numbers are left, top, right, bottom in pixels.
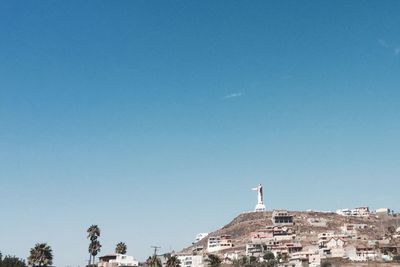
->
207, 235, 233, 253
98, 254, 139, 267
270, 242, 302, 256
272, 210, 294, 226
176, 255, 205, 267
251, 226, 295, 243
245, 243, 267, 257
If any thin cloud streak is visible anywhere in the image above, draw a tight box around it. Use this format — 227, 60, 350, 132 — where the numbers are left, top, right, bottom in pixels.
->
222, 92, 244, 99
378, 39, 400, 56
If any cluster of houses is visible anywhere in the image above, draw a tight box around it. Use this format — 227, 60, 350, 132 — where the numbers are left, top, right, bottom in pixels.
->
173, 208, 399, 267
335, 206, 393, 217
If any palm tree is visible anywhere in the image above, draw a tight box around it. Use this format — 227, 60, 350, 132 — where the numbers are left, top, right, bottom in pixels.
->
166, 255, 181, 267
89, 240, 101, 265
146, 256, 161, 267
205, 254, 221, 267
27, 243, 53, 267
87, 225, 101, 266
115, 242, 127, 255
87, 225, 101, 241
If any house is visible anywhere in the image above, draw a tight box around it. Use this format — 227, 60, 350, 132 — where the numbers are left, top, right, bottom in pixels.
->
341, 223, 368, 236
270, 242, 302, 256
246, 243, 267, 257
251, 226, 295, 243
176, 255, 205, 267
291, 250, 321, 267
356, 246, 378, 261
272, 210, 294, 226
318, 233, 348, 258
317, 232, 335, 247
353, 207, 370, 217
336, 209, 351, 216
207, 235, 233, 253
345, 245, 378, 261
336, 207, 370, 217
325, 237, 346, 249
376, 208, 391, 215
98, 254, 139, 267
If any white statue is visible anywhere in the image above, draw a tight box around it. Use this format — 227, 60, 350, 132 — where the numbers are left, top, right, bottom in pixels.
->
252, 183, 266, 212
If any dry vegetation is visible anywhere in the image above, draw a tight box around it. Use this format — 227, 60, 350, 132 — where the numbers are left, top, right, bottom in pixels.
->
182, 211, 400, 254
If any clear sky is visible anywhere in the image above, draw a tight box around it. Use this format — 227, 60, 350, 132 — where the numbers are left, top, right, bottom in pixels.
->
1, 1, 400, 266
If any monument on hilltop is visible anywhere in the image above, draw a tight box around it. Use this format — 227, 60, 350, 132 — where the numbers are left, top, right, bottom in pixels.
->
252, 183, 266, 212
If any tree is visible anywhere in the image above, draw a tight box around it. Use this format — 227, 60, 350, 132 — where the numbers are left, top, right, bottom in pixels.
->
205, 254, 221, 267
27, 243, 53, 267
249, 256, 257, 264
0, 253, 27, 267
87, 225, 101, 241
280, 253, 289, 263
115, 242, 127, 255
393, 255, 400, 262
239, 256, 247, 266
166, 255, 181, 267
262, 252, 274, 262
87, 225, 101, 266
1, 256, 27, 267
262, 252, 276, 267
89, 240, 101, 265
146, 256, 161, 267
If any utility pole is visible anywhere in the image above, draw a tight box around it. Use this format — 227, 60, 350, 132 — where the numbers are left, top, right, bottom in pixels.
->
151, 246, 161, 256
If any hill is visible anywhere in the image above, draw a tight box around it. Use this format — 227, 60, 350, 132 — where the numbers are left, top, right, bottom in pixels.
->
181, 210, 399, 254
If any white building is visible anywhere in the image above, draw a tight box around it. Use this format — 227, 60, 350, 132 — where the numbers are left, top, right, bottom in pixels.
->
336, 209, 351, 216
345, 246, 378, 261
354, 206, 370, 216
98, 254, 139, 267
246, 243, 266, 257
376, 208, 391, 215
325, 237, 346, 249
176, 255, 205, 267
317, 232, 335, 246
340, 223, 368, 238
207, 235, 233, 253
291, 250, 321, 267
336, 207, 370, 217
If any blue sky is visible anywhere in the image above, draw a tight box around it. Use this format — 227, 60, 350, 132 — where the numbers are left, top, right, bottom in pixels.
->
1, 1, 400, 266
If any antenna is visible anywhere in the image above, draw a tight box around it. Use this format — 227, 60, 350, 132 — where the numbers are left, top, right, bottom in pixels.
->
151, 246, 161, 256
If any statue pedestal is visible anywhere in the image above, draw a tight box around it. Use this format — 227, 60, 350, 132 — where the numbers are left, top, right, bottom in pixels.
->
255, 203, 266, 212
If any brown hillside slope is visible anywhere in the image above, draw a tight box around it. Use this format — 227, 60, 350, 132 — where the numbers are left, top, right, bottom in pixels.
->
181, 211, 399, 254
